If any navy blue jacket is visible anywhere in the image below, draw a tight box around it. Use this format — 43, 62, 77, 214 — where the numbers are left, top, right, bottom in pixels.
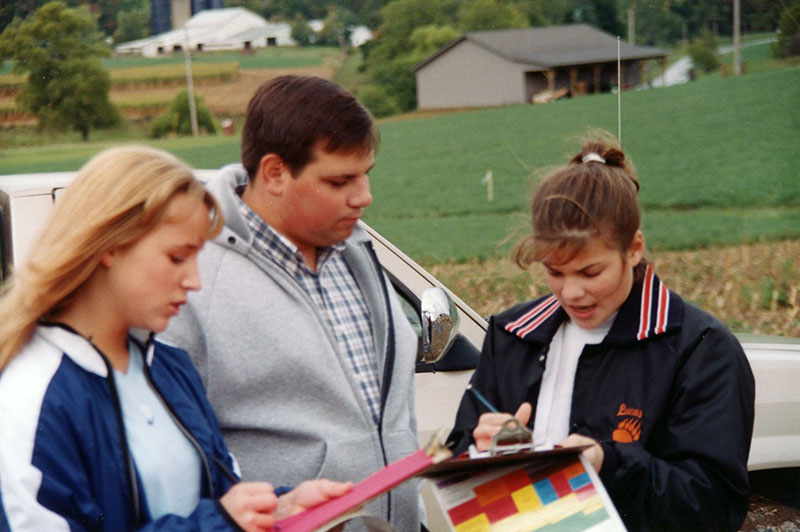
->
449, 266, 755, 532
0, 324, 240, 531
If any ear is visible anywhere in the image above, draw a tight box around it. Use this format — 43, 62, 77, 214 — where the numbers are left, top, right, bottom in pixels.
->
627, 230, 645, 265
100, 249, 115, 269
256, 154, 288, 195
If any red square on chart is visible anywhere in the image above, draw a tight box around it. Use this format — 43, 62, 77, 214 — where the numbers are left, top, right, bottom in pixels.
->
504, 469, 533, 492
549, 472, 572, 497
483, 495, 518, 523
474, 476, 512, 505
447, 497, 482, 526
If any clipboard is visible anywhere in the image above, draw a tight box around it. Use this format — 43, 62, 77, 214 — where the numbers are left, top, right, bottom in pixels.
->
420, 444, 590, 476
273, 426, 626, 532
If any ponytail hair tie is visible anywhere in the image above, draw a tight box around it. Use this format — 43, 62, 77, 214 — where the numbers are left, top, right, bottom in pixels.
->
581, 152, 606, 164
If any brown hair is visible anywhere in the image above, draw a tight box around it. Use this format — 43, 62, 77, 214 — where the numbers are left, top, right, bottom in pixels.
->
512, 135, 646, 276
241, 75, 378, 179
0, 146, 223, 371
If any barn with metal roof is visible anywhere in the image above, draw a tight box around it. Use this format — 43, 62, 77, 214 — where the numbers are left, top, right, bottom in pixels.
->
412, 24, 667, 109
115, 8, 294, 57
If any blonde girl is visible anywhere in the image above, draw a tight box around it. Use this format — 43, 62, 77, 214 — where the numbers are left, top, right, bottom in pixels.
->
0, 146, 347, 531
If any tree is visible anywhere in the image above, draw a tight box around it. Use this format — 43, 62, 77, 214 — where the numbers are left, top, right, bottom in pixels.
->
407, 24, 460, 58
316, 5, 357, 52
743, 0, 783, 33
563, 0, 623, 36
630, 1, 684, 45
114, 8, 150, 43
364, 0, 457, 111
457, 0, 528, 32
290, 12, 314, 45
512, 0, 552, 27
773, 0, 800, 58
357, 84, 400, 118
0, 1, 119, 141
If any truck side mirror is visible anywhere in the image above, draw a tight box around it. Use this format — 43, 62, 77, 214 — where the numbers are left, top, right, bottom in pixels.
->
420, 287, 459, 363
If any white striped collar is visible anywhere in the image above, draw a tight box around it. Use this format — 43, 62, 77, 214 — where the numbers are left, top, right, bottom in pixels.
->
500, 266, 682, 344
36, 325, 109, 376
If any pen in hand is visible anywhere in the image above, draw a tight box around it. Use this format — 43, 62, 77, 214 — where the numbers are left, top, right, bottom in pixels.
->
466, 383, 499, 413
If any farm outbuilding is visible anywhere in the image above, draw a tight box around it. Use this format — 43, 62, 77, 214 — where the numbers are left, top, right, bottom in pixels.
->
413, 24, 667, 110
115, 7, 294, 57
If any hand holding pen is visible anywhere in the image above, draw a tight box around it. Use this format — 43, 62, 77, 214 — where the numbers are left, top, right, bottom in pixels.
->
467, 384, 533, 452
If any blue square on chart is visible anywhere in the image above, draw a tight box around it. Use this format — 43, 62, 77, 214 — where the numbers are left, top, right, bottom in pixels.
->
534, 479, 558, 505
568, 472, 591, 491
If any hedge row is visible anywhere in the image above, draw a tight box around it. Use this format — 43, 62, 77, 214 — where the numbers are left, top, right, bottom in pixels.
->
110, 62, 239, 88
0, 62, 239, 94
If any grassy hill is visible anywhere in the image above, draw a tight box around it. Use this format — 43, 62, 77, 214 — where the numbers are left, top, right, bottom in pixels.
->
1, 65, 798, 262
364, 66, 800, 260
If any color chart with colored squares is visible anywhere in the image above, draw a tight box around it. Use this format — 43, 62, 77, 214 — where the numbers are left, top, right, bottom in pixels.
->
430, 454, 626, 532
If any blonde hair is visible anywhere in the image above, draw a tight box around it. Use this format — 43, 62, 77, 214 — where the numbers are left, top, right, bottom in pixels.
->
0, 146, 223, 371
512, 133, 644, 273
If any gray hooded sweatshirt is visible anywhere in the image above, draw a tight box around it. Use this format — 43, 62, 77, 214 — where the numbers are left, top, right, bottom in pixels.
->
161, 164, 421, 531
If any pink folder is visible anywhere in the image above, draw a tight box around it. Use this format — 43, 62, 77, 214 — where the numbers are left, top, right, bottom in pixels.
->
274, 448, 437, 532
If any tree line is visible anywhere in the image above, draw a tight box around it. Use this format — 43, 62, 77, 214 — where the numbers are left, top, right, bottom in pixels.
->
0, 0, 786, 48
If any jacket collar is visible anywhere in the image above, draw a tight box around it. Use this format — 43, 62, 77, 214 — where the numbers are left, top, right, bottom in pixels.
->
208, 163, 372, 253
499, 265, 684, 345
36, 323, 155, 377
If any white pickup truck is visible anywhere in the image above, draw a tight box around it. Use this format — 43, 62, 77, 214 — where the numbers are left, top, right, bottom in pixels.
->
2, 171, 799, 520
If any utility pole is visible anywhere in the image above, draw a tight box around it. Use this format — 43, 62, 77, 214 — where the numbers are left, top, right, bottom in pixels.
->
183, 26, 199, 136
733, 0, 742, 75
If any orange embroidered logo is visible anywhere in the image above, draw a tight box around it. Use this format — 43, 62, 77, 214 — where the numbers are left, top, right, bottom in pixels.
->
612, 403, 642, 443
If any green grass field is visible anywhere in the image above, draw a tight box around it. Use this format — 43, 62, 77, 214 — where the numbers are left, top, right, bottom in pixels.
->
361, 67, 800, 260
1, 64, 798, 262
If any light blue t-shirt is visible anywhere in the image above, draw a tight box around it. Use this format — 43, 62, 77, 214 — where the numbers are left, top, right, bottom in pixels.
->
114, 343, 202, 519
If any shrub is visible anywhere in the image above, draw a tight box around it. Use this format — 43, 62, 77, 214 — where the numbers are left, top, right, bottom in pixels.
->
688, 35, 720, 74
150, 89, 217, 138
357, 85, 400, 118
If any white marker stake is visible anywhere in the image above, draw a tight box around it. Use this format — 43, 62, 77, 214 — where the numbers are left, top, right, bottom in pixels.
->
482, 170, 494, 202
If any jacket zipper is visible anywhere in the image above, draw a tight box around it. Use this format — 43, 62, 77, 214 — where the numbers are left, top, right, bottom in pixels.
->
137, 335, 216, 498
366, 241, 395, 522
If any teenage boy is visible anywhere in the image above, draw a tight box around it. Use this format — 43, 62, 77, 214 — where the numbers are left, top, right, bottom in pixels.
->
162, 75, 421, 531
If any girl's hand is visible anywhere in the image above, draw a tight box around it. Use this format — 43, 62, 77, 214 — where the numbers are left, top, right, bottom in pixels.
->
219, 482, 278, 532
558, 433, 604, 472
472, 402, 533, 451
275, 479, 353, 520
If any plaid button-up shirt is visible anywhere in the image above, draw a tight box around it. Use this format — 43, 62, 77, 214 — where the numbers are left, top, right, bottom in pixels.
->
236, 192, 382, 424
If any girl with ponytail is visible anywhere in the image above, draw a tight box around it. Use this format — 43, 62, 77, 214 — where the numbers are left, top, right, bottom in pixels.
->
449, 134, 755, 532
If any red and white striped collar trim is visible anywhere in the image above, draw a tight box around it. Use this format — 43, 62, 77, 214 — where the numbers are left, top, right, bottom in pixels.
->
636, 264, 671, 340
504, 294, 561, 338
503, 265, 675, 342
